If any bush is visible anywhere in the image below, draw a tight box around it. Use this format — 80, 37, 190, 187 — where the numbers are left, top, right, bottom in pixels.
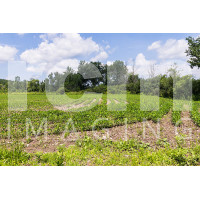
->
92, 84, 107, 93
56, 87, 65, 94
127, 83, 140, 94
107, 85, 127, 94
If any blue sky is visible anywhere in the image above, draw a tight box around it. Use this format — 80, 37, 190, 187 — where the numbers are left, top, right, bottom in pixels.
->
81, 33, 196, 61
0, 33, 199, 80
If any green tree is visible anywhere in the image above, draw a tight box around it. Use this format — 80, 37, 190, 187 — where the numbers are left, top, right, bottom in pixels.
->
14, 76, 21, 90
64, 73, 83, 91
28, 79, 40, 92
107, 61, 128, 85
77, 61, 103, 88
160, 75, 173, 98
127, 73, 140, 94
39, 81, 45, 92
186, 36, 200, 69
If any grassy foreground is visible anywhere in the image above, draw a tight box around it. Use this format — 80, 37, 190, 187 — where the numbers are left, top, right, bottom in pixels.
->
1, 136, 200, 166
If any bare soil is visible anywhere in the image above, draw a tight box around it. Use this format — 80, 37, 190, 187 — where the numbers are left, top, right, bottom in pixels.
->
107, 99, 111, 105
55, 99, 97, 111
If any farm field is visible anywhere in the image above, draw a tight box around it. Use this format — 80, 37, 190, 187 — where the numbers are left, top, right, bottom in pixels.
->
0, 93, 173, 136
1, 93, 200, 165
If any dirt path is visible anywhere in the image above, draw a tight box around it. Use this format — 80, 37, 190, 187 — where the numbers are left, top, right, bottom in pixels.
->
179, 111, 200, 145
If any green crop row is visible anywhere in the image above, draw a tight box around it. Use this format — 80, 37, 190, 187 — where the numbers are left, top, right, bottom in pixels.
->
191, 102, 200, 126
172, 111, 182, 126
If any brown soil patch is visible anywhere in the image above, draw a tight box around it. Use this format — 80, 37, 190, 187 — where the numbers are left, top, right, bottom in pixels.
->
55, 99, 96, 111
25, 135, 75, 153
88, 98, 96, 105
107, 99, 111, 105
114, 99, 120, 104
179, 111, 200, 146
98, 98, 103, 105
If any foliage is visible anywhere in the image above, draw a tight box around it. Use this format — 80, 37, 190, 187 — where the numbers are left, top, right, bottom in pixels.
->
0, 60, 199, 101
172, 111, 182, 126
186, 36, 200, 69
1, 136, 200, 166
28, 79, 40, 92
107, 60, 128, 85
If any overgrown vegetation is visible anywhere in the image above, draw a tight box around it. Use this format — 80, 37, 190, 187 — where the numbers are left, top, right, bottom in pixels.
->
1, 136, 200, 166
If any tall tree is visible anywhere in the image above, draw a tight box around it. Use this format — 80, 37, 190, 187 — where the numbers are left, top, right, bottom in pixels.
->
28, 79, 40, 92
77, 61, 104, 88
107, 61, 128, 85
186, 36, 200, 69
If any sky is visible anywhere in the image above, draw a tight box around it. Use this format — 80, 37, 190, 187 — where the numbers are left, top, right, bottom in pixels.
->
0, 33, 200, 80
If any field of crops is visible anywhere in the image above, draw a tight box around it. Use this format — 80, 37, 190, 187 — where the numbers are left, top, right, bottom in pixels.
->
0, 93, 200, 139
1, 93, 200, 165
0, 93, 170, 137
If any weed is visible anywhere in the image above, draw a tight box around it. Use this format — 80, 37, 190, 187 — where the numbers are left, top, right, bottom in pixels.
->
156, 138, 170, 147
26, 138, 32, 144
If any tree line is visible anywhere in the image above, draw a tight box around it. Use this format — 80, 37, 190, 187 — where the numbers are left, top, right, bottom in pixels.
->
0, 60, 199, 100
1, 36, 200, 100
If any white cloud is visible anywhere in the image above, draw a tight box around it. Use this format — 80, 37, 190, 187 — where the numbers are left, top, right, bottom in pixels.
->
126, 58, 135, 72
105, 45, 110, 49
135, 53, 156, 68
155, 60, 189, 76
125, 55, 156, 76
155, 60, 200, 78
148, 39, 188, 60
0, 45, 18, 61
90, 51, 108, 62
20, 33, 108, 74
134, 53, 156, 77
27, 59, 80, 74
148, 41, 161, 50
133, 54, 197, 79
21, 33, 100, 64
47, 59, 80, 74
145, 38, 195, 77
107, 61, 113, 66
17, 33, 25, 36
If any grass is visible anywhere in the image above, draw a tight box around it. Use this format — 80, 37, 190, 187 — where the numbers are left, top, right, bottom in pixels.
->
1, 136, 200, 166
